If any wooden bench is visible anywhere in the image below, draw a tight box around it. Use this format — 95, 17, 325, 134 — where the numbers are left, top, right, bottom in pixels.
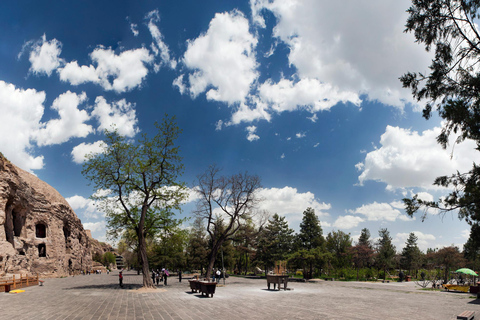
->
457, 310, 474, 320
266, 275, 288, 291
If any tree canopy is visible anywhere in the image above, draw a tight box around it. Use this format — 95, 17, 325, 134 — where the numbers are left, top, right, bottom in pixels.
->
401, 0, 480, 224
82, 116, 186, 287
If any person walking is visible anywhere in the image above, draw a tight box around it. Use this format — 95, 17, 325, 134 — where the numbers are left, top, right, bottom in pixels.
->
163, 269, 168, 286
155, 270, 160, 286
119, 270, 123, 288
216, 269, 221, 283
178, 270, 182, 283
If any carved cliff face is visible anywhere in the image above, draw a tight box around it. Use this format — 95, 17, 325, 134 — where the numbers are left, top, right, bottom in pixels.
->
0, 154, 92, 277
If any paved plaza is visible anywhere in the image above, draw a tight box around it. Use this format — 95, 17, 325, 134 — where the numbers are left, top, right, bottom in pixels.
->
1, 270, 480, 319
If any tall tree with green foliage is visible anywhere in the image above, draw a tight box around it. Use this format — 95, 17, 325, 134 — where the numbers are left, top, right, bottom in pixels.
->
325, 230, 352, 270
358, 228, 373, 249
82, 116, 186, 288
463, 223, 480, 271
295, 207, 325, 278
375, 228, 396, 280
401, 0, 480, 225
350, 228, 374, 280
256, 213, 294, 274
194, 165, 262, 279
400, 232, 423, 277
186, 217, 209, 274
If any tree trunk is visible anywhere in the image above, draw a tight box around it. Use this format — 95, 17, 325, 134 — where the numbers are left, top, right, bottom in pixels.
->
206, 239, 223, 280
137, 228, 154, 288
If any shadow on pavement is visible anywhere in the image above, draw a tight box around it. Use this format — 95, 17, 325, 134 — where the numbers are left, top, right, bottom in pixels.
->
63, 283, 143, 290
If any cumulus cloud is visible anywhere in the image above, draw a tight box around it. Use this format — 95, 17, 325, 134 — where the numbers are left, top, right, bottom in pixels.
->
0, 81, 45, 171
251, 0, 431, 109
333, 215, 364, 229
181, 10, 258, 104
71, 140, 105, 164
246, 126, 260, 141
357, 125, 480, 190
257, 78, 361, 114
59, 47, 153, 93
257, 187, 330, 222
66, 195, 101, 219
348, 201, 412, 222
35, 91, 92, 146
28, 34, 64, 76
83, 220, 106, 233
91, 96, 139, 137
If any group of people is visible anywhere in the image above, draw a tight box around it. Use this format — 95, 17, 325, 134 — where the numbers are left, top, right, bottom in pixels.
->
151, 268, 169, 286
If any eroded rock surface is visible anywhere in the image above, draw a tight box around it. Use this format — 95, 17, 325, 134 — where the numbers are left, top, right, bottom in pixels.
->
0, 153, 92, 277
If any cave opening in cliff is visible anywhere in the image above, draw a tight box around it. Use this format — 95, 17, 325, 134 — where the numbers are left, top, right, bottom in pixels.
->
38, 243, 46, 257
35, 223, 46, 238
63, 223, 71, 246
4, 203, 26, 247
12, 209, 25, 237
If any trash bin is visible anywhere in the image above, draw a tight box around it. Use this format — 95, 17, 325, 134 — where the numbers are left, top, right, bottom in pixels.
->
4, 284, 10, 292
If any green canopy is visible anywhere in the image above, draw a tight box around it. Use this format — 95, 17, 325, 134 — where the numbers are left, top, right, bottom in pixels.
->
455, 268, 478, 276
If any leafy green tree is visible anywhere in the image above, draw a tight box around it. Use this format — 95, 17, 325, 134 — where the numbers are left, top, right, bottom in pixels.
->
400, 232, 423, 277
194, 165, 262, 279
358, 228, 373, 249
375, 228, 396, 280
232, 221, 258, 275
325, 230, 352, 270
295, 207, 325, 279
150, 226, 188, 271
401, 0, 480, 224
102, 252, 116, 268
256, 214, 294, 274
186, 217, 209, 274
82, 116, 186, 288
463, 223, 480, 271
433, 246, 465, 282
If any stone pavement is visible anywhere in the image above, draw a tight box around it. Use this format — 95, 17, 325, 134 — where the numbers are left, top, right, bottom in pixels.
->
1, 270, 480, 320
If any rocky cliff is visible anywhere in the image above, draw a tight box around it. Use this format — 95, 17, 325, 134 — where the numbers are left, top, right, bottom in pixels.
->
0, 153, 92, 277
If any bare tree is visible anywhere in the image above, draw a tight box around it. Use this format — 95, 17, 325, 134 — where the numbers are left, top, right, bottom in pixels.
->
194, 165, 262, 279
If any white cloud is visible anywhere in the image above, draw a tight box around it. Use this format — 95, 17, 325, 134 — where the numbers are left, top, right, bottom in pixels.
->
296, 132, 306, 139
357, 125, 480, 190
66, 195, 101, 219
146, 9, 177, 70
59, 47, 153, 93
349, 201, 411, 222
257, 78, 361, 114
83, 220, 106, 233
246, 125, 260, 141
35, 91, 92, 146
130, 23, 139, 37
258, 186, 330, 221
333, 215, 364, 229
395, 231, 436, 252
173, 75, 186, 94
0, 81, 45, 171
71, 140, 105, 164
29, 34, 64, 76
181, 10, 258, 104
91, 96, 139, 137
251, 0, 431, 109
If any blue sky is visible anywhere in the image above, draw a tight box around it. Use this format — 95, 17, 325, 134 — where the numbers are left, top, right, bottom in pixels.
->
1, 0, 477, 252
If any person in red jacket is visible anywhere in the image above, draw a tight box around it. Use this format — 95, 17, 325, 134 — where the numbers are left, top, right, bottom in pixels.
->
119, 270, 123, 288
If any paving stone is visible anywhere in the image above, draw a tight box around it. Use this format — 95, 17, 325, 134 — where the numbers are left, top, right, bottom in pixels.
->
1, 271, 480, 319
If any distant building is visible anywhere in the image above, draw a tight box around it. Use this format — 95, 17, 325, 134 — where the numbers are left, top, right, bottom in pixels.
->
115, 255, 124, 270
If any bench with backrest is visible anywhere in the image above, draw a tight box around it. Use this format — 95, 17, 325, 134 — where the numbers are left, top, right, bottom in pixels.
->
457, 310, 475, 320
